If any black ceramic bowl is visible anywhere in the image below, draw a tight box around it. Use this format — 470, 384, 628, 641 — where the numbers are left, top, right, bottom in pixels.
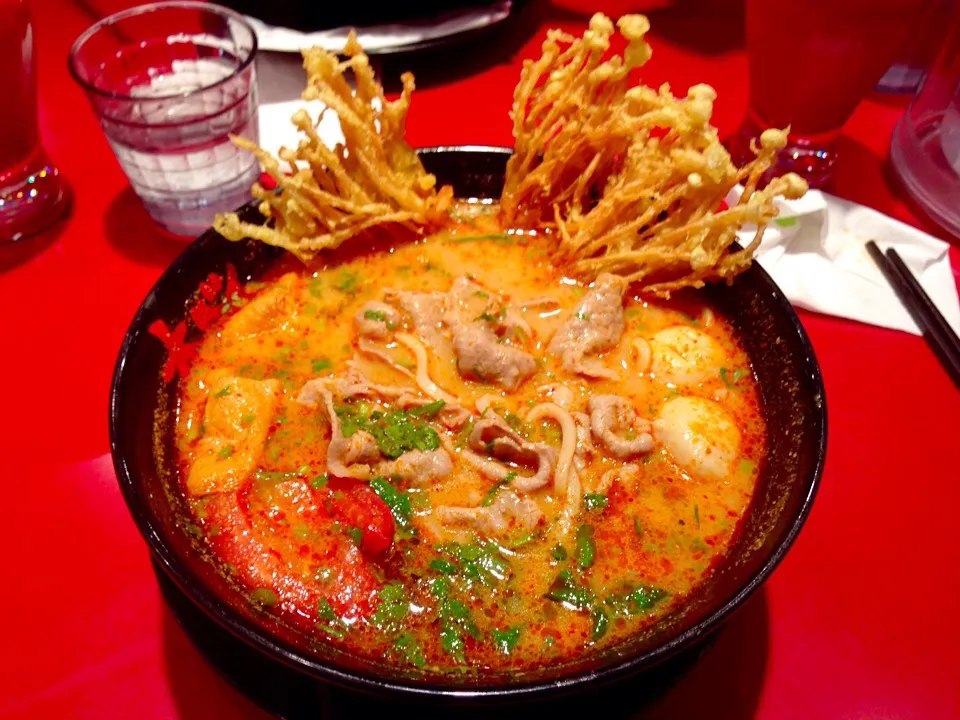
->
110, 146, 826, 701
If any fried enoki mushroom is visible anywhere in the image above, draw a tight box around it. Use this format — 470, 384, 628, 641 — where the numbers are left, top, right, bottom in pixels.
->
213, 32, 453, 262
501, 13, 808, 296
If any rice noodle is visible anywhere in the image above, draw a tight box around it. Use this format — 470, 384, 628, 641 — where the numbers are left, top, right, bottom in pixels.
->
536, 383, 574, 408
395, 332, 458, 404
475, 394, 501, 415
555, 467, 582, 540
525, 402, 577, 496
632, 337, 652, 373
700, 307, 715, 328
357, 338, 416, 380
520, 296, 560, 310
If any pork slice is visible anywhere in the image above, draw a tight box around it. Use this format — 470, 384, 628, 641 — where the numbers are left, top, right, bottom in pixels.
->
588, 394, 654, 459
379, 449, 453, 486
437, 491, 544, 537
548, 273, 627, 378
395, 393, 472, 430
297, 370, 409, 408
384, 289, 447, 345
354, 301, 400, 340
467, 413, 556, 491
451, 323, 536, 390
311, 385, 381, 479
443, 277, 537, 390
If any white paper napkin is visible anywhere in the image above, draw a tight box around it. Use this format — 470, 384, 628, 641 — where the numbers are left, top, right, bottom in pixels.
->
255, 99, 960, 337
728, 187, 960, 336
246, 1, 512, 54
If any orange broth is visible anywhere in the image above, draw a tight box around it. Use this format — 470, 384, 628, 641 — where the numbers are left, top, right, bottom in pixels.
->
172, 202, 764, 673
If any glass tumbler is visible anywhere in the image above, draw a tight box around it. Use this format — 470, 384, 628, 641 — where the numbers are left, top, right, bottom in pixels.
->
889, 14, 960, 239
0, 0, 69, 242
728, 0, 931, 188
68, 1, 260, 237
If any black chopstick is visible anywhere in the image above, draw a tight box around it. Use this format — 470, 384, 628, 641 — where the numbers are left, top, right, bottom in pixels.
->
865, 240, 960, 389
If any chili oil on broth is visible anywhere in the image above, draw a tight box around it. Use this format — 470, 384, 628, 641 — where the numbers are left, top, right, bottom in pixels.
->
172, 202, 765, 674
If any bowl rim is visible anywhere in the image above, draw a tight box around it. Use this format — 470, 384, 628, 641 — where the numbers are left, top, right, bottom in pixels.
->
109, 144, 827, 699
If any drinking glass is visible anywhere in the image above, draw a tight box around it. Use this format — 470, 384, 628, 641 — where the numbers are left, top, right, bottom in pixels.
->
68, 1, 260, 237
728, 0, 931, 188
0, 0, 69, 242
889, 14, 960, 239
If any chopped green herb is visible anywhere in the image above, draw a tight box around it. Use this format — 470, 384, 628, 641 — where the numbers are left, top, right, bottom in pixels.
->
317, 597, 346, 639
254, 469, 304, 482
455, 418, 476, 449
406, 399, 446, 418
429, 558, 458, 574
391, 632, 425, 667
310, 473, 329, 489
214, 385, 232, 398
591, 606, 609, 640
311, 357, 332, 373
218, 444, 234, 459
738, 458, 757, 475
447, 232, 510, 244
369, 476, 411, 529
694, 504, 700, 528
241, 413, 255, 425
605, 584, 670, 616
364, 309, 388, 322
481, 471, 517, 507
491, 626, 521, 654
774, 215, 798, 227
346, 526, 363, 545
431, 577, 479, 662
370, 582, 409, 630
503, 411, 525, 433
719, 366, 747, 388
307, 277, 324, 298
250, 588, 277, 607
334, 269, 359, 294
335, 403, 440, 459
438, 541, 511, 586
634, 517, 643, 536
551, 544, 568, 561
575, 311, 590, 321
505, 531, 536, 549
477, 312, 497, 322
544, 572, 593, 610
583, 493, 608, 511
575, 524, 596, 569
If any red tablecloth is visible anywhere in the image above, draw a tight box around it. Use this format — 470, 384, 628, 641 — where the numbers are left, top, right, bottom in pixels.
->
2, 0, 959, 717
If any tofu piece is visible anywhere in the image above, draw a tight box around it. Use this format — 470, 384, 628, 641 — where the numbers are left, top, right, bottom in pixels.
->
186, 375, 281, 496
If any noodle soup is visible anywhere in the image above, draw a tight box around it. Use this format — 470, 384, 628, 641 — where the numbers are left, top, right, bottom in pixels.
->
172, 205, 764, 673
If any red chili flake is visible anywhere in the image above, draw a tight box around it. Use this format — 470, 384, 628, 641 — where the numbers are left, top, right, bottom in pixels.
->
197, 271, 223, 302
224, 262, 245, 300
189, 299, 221, 332
147, 319, 197, 382
717, 199, 729, 212
259, 172, 277, 190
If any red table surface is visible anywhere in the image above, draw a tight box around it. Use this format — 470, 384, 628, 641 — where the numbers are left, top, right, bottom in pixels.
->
2, 0, 959, 717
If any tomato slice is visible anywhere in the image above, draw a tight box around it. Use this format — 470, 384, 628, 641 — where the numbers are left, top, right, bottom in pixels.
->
202, 487, 379, 622
329, 485, 394, 555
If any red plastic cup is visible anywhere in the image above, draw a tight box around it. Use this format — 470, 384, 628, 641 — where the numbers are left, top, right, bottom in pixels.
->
0, 0, 69, 242
729, 0, 933, 188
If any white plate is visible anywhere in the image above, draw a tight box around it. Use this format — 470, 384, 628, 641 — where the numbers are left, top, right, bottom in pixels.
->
246, 0, 512, 55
